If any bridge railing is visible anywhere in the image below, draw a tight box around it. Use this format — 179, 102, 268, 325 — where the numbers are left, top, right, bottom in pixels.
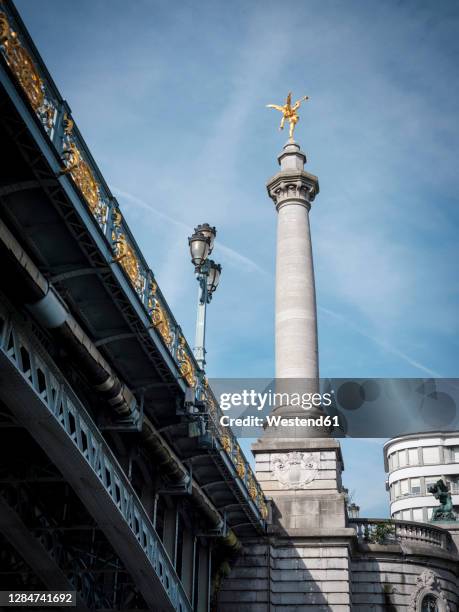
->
201, 382, 268, 521
349, 518, 452, 550
0, 0, 268, 525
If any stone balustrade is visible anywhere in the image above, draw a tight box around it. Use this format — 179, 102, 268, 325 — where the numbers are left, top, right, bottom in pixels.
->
349, 517, 452, 550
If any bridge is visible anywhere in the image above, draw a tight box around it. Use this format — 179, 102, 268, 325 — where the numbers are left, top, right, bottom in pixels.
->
0, 1, 268, 609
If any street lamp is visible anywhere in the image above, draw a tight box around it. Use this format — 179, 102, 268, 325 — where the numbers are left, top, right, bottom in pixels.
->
348, 503, 360, 519
188, 224, 221, 370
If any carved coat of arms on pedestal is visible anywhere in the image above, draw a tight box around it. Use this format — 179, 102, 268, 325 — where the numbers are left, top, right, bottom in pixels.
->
271, 452, 319, 489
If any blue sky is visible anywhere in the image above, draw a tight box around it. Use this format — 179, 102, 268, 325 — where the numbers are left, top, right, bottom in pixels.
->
15, 0, 459, 516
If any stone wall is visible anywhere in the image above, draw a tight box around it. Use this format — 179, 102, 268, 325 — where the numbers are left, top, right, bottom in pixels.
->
218, 536, 354, 611
351, 544, 459, 611
218, 537, 459, 611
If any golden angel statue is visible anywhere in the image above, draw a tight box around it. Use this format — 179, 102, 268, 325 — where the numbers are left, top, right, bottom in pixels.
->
266, 92, 309, 140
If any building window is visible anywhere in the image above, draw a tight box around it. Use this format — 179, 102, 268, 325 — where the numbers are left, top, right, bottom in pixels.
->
400, 479, 409, 496
423, 447, 440, 464
408, 448, 419, 465
392, 452, 399, 469
411, 478, 421, 495
427, 507, 435, 520
413, 508, 423, 522
399, 450, 408, 467
402, 509, 411, 520
453, 447, 459, 463
395, 481, 401, 498
421, 594, 438, 611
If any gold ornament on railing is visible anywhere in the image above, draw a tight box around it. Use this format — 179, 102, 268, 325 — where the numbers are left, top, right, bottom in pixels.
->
235, 450, 246, 480
61, 113, 107, 228
259, 499, 268, 520
111, 209, 144, 294
148, 282, 173, 348
0, 11, 43, 110
247, 472, 258, 500
63, 113, 74, 135
0, 9, 55, 131
221, 432, 232, 453
62, 142, 100, 212
112, 233, 143, 292
176, 336, 196, 388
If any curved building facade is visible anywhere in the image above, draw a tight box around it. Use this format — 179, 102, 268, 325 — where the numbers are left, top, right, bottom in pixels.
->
384, 432, 459, 522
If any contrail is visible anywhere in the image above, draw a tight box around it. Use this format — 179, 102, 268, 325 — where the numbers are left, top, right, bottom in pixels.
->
320, 306, 443, 378
112, 187, 271, 277
114, 188, 435, 376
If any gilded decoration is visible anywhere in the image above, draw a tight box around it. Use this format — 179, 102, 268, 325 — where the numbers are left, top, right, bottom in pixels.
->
221, 432, 232, 453
0, 9, 55, 131
235, 450, 246, 480
266, 91, 309, 140
259, 499, 268, 520
148, 282, 173, 348
247, 472, 258, 500
176, 336, 196, 388
61, 114, 107, 227
113, 235, 143, 292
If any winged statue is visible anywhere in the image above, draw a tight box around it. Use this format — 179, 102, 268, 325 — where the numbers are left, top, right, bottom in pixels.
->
266, 92, 309, 140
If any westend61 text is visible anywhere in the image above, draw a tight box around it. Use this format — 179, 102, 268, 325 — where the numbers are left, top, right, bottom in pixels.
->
219, 414, 340, 428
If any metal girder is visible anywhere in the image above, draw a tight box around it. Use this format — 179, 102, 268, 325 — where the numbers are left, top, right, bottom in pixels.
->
0, 495, 88, 609
0, 45, 267, 536
0, 300, 192, 612
0, 75, 184, 393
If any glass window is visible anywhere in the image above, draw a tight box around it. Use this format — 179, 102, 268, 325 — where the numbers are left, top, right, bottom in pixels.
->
399, 450, 408, 467
423, 447, 440, 464
410, 478, 421, 495
402, 509, 411, 520
400, 479, 409, 495
427, 507, 435, 520
454, 447, 459, 463
413, 508, 423, 522
392, 452, 399, 468
408, 448, 418, 465
421, 593, 438, 611
395, 481, 401, 498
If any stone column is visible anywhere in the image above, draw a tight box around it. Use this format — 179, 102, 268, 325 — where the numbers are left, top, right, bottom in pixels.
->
220, 141, 353, 611
265, 141, 321, 435
268, 141, 319, 383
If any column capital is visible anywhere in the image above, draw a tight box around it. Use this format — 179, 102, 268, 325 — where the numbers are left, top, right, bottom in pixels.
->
266, 169, 319, 211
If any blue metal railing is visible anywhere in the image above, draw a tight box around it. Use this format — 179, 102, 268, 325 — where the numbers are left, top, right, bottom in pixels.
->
0, 299, 192, 612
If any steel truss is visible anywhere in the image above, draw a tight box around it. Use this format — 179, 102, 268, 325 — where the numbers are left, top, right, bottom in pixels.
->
0, 299, 192, 612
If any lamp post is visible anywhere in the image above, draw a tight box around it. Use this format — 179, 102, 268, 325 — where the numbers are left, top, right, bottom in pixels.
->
348, 503, 360, 519
188, 224, 221, 370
